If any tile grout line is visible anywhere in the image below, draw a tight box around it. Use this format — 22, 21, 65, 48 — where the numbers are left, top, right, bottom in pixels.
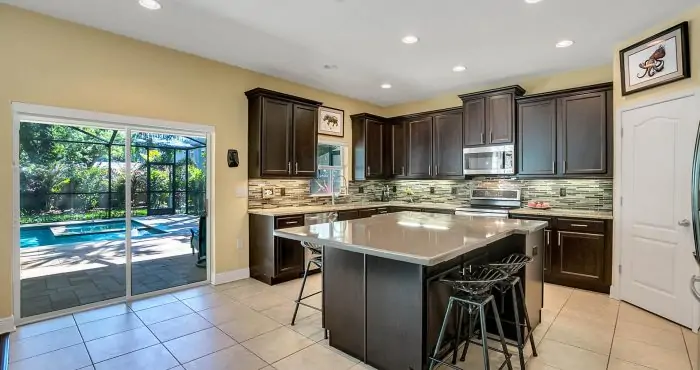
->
72, 312, 97, 368
604, 298, 621, 370
681, 328, 695, 370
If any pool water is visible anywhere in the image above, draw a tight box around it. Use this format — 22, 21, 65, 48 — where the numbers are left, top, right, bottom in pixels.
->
20, 220, 166, 248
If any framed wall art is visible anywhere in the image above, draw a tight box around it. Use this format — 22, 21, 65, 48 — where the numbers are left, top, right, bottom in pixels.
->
619, 21, 690, 96
318, 106, 344, 137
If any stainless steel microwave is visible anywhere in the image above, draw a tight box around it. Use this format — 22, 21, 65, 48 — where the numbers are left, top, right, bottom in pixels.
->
463, 144, 515, 175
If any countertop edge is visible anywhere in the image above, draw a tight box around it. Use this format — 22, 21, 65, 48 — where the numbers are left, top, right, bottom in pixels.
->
508, 208, 613, 220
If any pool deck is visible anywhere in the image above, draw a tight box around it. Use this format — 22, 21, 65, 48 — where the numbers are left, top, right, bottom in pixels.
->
20, 215, 207, 318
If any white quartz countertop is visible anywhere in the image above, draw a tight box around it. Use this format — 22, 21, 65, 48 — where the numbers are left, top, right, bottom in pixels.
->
274, 212, 547, 266
248, 202, 459, 216
509, 207, 613, 220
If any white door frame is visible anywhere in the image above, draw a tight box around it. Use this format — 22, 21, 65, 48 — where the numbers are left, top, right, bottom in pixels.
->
613, 88, 700, 330
11, 102, 216, 325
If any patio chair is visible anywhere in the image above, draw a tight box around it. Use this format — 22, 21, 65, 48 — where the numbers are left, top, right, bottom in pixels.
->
190, 215, 207, 268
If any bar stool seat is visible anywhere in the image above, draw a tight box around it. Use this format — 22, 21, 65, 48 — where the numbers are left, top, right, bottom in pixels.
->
291, 241, 326, 338
429, 265, 513, 370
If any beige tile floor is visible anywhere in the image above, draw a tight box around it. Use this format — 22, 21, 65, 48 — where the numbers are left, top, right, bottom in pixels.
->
7, 277, 696, 370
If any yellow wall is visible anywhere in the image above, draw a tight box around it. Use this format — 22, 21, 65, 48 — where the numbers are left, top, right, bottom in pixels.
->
383, 65, 613, 117
0, 5, 382, 318
613, 5, 700, 108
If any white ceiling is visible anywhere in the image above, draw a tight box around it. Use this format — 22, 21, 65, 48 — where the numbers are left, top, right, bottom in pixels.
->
2, 0, 697, 106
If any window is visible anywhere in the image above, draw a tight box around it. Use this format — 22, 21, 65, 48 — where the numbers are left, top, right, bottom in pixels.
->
310, 143, 347, 196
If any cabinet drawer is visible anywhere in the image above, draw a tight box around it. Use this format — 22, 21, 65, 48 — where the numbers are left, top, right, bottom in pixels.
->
275, 215, 304, 229
557, 218, 604, 233
337, 210, 360, 221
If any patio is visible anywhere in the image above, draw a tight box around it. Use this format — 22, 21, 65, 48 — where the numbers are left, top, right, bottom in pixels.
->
20, 215, 207, 318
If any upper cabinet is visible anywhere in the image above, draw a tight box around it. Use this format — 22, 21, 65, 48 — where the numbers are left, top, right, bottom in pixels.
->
246, 88, 322, 178
390, 123, 406, 177
459, 86, 526, 147
404, 109, 463, 179
406, 116, 433, 178
516, 83, 613, 178
351, 113, 387, 180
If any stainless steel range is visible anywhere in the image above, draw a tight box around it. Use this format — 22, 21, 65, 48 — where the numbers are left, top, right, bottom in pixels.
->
455, 188, 521, 218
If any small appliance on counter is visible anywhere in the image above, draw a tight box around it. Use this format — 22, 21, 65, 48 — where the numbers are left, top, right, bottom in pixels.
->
455, 188, 521, 218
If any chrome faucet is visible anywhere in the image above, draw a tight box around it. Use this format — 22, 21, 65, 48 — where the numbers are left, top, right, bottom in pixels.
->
331, 175, 348, 206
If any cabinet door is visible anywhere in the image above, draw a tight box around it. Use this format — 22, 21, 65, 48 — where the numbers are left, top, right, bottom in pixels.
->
366, 119, 384, 179
291, 104, 318, 177
407, 117, 433, 178
486, 93, 515, 144
275, 237, 305, 276
517, 100, 557, 176
558, 92, 608, 175
261, 97, 292, 176
554, 231, 606, 286
463, 98, 486, 147
358, 208, 379, 218
433, 111, 464, 177
391, 123, 406, 177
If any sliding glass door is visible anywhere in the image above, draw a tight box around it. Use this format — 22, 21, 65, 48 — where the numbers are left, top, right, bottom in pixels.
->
17, 119, 210, 320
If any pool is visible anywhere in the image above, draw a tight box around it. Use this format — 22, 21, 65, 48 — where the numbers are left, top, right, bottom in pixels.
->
20, 220, 166, 248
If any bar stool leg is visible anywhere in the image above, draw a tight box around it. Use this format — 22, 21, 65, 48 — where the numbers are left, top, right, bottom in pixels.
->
429, 297, 455, 370
452, 305, 464, 364
511, 284, 526, 369
517, 279, 538, 357
491, 300, 513, 370
490, 299, 514, 370
460, 310, 476, 362
478, 302, 491, 369
291, 260, 312, 326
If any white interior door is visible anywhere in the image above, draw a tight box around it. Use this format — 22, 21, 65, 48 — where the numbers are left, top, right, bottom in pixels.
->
620, 94, 699, 328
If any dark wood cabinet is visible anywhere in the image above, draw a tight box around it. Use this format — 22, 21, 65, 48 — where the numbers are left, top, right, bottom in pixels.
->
558, 92, 610, 175
516, 83, 613, 178
460, 86, 525, 147
390, 123, 406, 177
463, 98, 486, 146
337, 210, 360, 221
433, 111, 464, 177
359, 208, 379, 218
518, 100, 557, 176
250, 214, 306, 285
407, 116, 433, 178
246, 88, 322, 179
510, 214, 612, 293
351, 114, 387, 180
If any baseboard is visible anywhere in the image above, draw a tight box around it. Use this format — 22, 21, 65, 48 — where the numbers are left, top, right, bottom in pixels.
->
0, 316, 15, 335
213, 268, 250, 285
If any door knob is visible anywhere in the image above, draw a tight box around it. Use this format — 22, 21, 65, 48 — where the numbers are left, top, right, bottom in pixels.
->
679, 219, 691, 227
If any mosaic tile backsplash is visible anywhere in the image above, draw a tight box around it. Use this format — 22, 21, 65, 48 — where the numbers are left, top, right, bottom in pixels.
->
248, 178, 613, 211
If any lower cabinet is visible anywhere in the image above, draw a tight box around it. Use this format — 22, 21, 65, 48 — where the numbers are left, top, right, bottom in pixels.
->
275, 236, 305, 276
337, 210, 360, 221
250, 214, 306, 285
510, 214, 612, 293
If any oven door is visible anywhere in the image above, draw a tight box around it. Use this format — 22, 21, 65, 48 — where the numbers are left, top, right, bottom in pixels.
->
463, 145, 514, 175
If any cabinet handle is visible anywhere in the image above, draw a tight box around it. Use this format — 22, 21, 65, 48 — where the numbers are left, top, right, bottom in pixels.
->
435, 165, 439, 175
429, 165, 431, 176
563, 160, 567, 172
545, 230, 550, 245
285, 221, 299, 225
367, 166, 371, 176
295, 162, 298, 174
401, 166, 405, 175
551, 161, 555, 173
489, 131, 493, 142
481, 133, 484, 144
570, 223, 588, 228
557, 231, 561, 245
288, 162, 291, 174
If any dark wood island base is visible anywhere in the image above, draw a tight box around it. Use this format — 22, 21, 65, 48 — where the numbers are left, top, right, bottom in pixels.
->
324, 232, 543, 370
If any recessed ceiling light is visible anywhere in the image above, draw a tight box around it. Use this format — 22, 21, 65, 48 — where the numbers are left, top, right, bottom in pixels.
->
452, 65, 467, 72
525, 0, 543, 3
556, 40, 574, 48
401, 35, 419, 44
139, 0, 162, 10
381, 83, 392, 89
323, 64, 338, 70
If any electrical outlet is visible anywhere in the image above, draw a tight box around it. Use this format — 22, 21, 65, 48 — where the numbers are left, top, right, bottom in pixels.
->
451, 187, 457, 195
359, 186, 364, 194
280, 188, 286, 196
430, 187, 435, 194
560, 187, 567, 197
392, 186, 397, 193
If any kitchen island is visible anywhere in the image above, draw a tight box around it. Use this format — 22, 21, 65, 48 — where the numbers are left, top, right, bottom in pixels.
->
274, 212, 547, 370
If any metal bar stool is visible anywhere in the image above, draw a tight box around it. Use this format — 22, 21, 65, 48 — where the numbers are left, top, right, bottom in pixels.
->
482, 253, 538, 369
291, 241, 327, 338
429, 265, 513, 370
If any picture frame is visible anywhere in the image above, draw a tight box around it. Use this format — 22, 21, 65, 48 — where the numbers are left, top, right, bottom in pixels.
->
619, 21, 690, 96
318, 106, 344, 137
